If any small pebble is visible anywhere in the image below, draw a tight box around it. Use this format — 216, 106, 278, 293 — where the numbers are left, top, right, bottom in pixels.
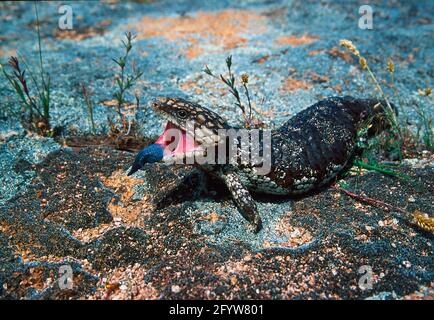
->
290, 229, 301, 238
171, 285, 181, 293
243, 255, 252, 262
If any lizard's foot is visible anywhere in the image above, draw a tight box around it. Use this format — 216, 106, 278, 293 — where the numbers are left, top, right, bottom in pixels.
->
222, 170, 263, 233
252, 215, 263, 233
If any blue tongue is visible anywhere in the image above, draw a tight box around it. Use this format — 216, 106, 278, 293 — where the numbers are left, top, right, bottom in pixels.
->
128, 143, 164, 176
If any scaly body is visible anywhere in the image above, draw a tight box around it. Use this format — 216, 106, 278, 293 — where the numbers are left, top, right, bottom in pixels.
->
129, 96, 394, 232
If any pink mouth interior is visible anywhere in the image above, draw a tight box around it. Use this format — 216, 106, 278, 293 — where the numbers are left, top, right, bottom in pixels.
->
155, 122, 201, 156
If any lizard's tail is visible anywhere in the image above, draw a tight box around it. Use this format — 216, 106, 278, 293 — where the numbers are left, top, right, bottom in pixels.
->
338, 96, 398, 136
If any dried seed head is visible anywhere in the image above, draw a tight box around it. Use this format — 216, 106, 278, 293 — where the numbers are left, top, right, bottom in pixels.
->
412, 210, 434, 233
241, 73, 249, 84
387, 59, 395, 73
418, 87, 432, 96
339, 39, 360, 57
359, 57, 367, 70
8, 56, 20, 70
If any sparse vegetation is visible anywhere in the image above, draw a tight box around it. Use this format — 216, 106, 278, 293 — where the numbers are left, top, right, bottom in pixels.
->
111, 32, 143, 131
204, 56, 260, 128
340, 39, 403, 160
107, 31, 144, 149
64, 32, 147, 151
0, 3, 53, 136
340, 39, 433, 160
337, 39, 433, 233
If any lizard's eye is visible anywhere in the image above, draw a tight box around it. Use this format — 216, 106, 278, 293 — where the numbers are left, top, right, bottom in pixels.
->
177, 110, 187, 119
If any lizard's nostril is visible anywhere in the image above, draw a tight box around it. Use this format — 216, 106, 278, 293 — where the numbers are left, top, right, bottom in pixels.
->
153, 97, 171, 109
152, 99, 165, 109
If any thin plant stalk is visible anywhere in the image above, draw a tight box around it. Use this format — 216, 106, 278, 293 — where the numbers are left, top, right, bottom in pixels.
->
34, 2, 50, 122
82, 84, 96, 134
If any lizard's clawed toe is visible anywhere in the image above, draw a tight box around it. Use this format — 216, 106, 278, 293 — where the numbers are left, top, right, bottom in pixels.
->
253, 218, 263, 233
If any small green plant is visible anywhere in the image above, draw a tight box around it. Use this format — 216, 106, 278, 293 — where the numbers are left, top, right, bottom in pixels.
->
204, 56, 257, 128
0, 3, 52, 136
353, 159, 411, 181
107, 31, 144, 150
81, 84, 96, 134
111, 31, 143, 132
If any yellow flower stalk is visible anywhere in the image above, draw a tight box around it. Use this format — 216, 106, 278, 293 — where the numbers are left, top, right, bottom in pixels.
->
339, 39, 401, 142
339, 39, 360, 57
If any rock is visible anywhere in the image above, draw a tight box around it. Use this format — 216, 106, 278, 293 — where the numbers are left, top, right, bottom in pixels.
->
171, 285, 181, 293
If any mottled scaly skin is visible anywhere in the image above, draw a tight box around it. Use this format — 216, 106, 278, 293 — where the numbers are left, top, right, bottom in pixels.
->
147, 96, 394, 232
237, 96, 390, 195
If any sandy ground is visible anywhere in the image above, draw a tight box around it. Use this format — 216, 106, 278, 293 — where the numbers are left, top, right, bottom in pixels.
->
0, 1, 432, 299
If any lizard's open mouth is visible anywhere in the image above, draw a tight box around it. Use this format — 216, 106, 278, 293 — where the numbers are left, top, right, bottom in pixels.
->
155, 121, 202, 158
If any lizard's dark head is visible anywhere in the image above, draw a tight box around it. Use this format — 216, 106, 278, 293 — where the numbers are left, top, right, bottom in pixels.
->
151, 97, 228, 161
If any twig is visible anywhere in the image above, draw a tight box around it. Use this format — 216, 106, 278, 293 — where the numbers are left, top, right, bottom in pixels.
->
330, 184, 408, 215
331, 184, 434, 233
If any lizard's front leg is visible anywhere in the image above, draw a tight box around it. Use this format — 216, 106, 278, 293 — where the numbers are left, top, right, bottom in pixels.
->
221, 170, 263, 233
